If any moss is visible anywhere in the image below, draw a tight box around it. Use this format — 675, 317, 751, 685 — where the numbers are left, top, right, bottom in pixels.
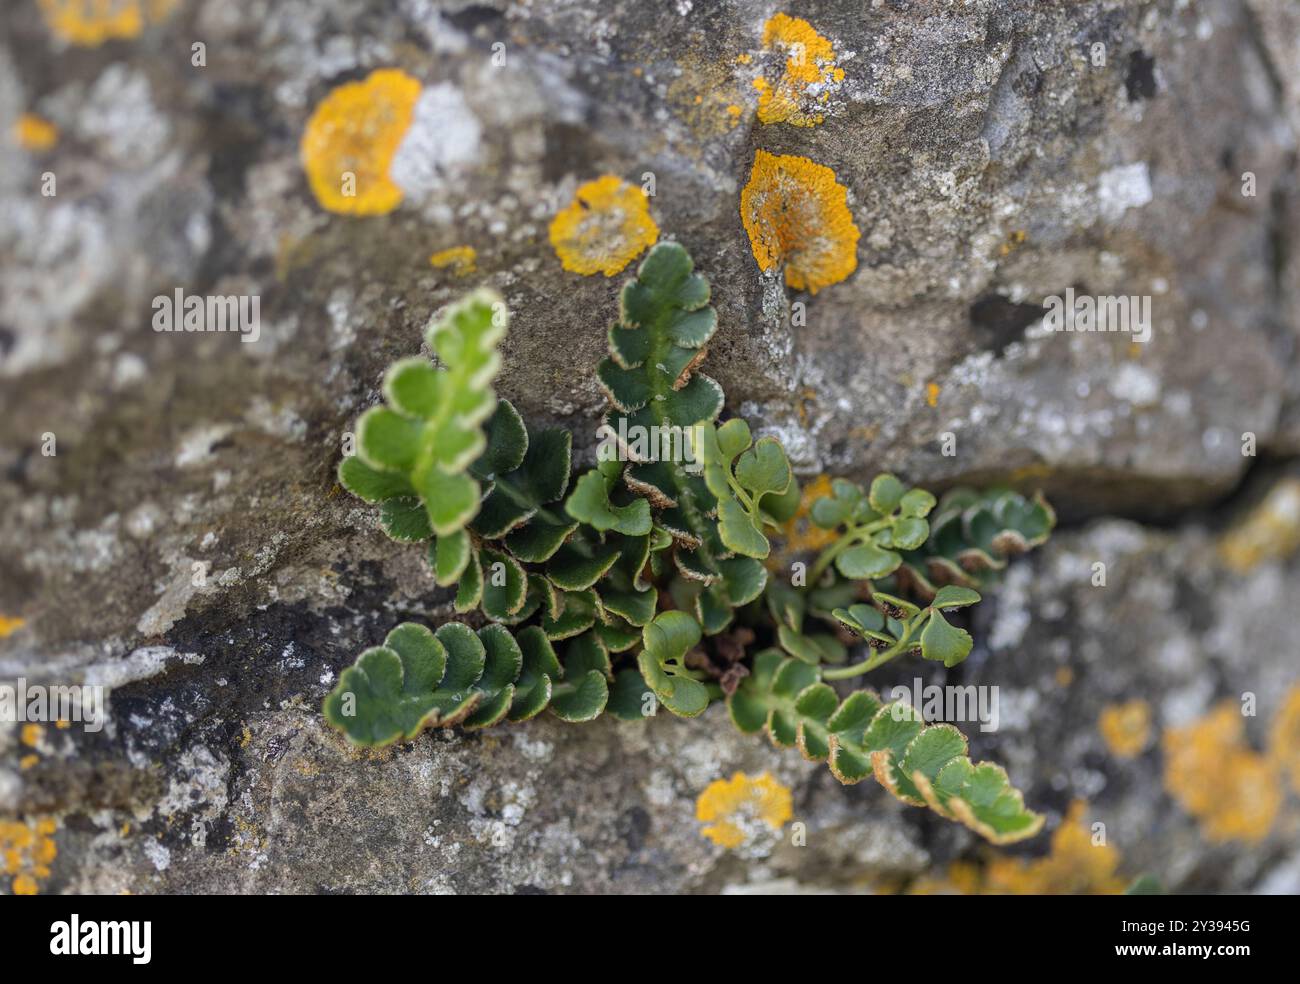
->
548, 175, 658, 277
740, 150, 859, 294
300, 69, 421, 216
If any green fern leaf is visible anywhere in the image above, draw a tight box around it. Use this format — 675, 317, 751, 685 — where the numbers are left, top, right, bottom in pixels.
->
338, 290, 505, 539
726, 650, 1043, 844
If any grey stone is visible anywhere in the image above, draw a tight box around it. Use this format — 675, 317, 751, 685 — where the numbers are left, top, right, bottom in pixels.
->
1, 0, 1298, 894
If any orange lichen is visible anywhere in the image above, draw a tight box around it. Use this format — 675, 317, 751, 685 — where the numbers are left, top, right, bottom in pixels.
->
1163, 701, 1281, 843
20, 724, 42, 748
38, 0, 176, 47
740, 150, 859, 294
773, 474, 840, 565
665, 53, 749, 141
1, 817, 57, 896
752, 13, 843, 126
12, 114, 58, 152
1099, 699, 1152, 759
1217, 478, 1300, 573
982, 802, 1126, 894
300, 69, 421, 216
429, 245, 477, 276
695, 771, 792, 849
0, 615, 24, 639
998, 229, 1026, 257
911, 802, 1125, 895
1268, 685, 1300, 795
19, 755, 39, 771
926, 382, 941, 408
548, 175, 658, 277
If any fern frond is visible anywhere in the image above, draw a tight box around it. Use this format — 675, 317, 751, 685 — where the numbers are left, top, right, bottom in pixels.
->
323, 621, 608, 746
896, 488, 1056, 600
339, 290, 505, 539
727, 649, 1044, 844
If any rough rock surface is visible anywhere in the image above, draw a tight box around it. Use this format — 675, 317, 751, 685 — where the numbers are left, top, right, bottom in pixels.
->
1, 0, 1298, 893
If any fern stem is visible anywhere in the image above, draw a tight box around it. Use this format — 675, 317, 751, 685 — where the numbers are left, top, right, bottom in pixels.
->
822, 610, 927, 680
807, 518, 889, 585
821, 645, 902, 679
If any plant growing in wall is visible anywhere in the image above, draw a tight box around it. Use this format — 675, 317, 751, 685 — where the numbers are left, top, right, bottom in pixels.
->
326, 241, 1055, 844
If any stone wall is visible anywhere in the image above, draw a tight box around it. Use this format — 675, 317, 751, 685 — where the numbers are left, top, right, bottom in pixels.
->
1, 0, 1297, 893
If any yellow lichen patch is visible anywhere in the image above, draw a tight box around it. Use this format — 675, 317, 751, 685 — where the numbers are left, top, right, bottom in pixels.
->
1006, 462, 1054, 484
19, 755, 39, 771
1099, 699, 1152, 759
429, 245, 477, 276
1163, 701, 1281, 843
13, 114, 58, 152
300, 69, 421, 216
1217, 478, 1300, 573
1, 816, 58, 895
38, 0, 176, 47
696, 771, 792, 849
665, 52, 751, 142
752, 13, 843, 127
20, 724, 42, 748
740, 150, 859, 294
0, 615, 25, 639
1268, 685, 1300, 795
926, 382, 941, 408
906, 859, 984, 895
982, 802, 1126, 894
548, 175, 658, 277
998, 229, 1026, 257
913, 802, 1124, 895
773, 474, 840, 566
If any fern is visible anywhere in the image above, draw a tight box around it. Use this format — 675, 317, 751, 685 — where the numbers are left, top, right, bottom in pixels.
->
326, 242, 1056, 846
323, 620, 606, 746
895, 487, 1056, 600
339, 290, 505, 543
728, 649, 1044, 843
594, 243, 779, 635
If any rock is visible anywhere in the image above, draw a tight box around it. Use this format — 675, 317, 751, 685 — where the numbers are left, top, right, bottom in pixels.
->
1, 0, 1298, 894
